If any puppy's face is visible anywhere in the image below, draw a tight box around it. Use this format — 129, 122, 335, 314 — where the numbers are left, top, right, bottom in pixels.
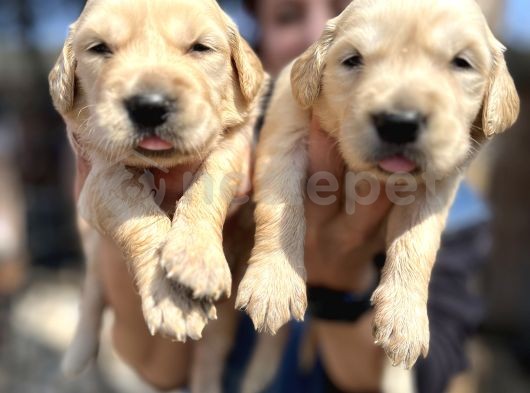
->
292, 0, 519, 180
50, 0, 263, 167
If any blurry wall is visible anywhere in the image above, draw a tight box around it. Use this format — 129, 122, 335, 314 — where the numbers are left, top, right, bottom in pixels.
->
0, 0, 85, 267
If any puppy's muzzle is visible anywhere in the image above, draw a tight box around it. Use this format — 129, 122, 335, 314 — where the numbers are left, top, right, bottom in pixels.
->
372, 111, 426, 145
125, 93, 174, 130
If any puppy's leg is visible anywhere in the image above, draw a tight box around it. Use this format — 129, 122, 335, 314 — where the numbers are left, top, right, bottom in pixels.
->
236, 125, 308, 334
241, 326, 290, 393
80, 164, 215, 341
159, 126, 252, 301
372, 176, 460, 368
62, 219, 104, 376
381, 358, 415, 393
190, 299, 239, 393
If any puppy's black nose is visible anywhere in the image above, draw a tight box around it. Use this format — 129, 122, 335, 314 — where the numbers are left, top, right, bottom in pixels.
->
373, 111, 424, 145
125, 94, 172, 129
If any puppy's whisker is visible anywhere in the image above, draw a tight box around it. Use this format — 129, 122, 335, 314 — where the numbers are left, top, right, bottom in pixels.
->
76, 104, 96, 119
470, 136, 481, 145
131, 151, 171, 173
78, 114, 95, 131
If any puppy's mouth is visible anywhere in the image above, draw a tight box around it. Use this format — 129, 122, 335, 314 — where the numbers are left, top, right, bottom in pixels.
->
137, 136, 175, 152
132, 129, 217, 161
370, 145, 425, 176
378, 155, 418, 174
134, 136, 178, 158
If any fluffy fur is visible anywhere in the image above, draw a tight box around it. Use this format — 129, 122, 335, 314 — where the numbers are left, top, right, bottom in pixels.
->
237, 0, 519, 369
49, 0, 266, 388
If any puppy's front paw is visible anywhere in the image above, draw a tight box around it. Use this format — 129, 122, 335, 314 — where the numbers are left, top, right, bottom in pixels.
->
141, 273, 217, 342
159, 220, 232, 301
371, 284, 429, 369
236, 257, 307, 334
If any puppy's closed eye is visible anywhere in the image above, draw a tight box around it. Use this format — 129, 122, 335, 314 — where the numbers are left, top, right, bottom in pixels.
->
451, 55, 473, 70
342, 53, 364, 69
190, 43, 213, 53
88, 42, 113, 57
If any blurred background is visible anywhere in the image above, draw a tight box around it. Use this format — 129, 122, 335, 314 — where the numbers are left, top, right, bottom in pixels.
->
0, 0, 528, 392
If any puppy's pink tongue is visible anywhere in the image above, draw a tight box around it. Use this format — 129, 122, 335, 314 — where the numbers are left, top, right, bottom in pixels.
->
138, 137, 173, 151
379, 156, 417, 173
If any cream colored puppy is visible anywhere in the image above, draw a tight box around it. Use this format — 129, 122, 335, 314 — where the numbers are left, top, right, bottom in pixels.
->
237, 0, 519, 368
49, 0, 265, 378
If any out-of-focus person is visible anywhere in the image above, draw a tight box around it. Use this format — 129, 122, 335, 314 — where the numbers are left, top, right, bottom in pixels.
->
244, 0, 351, 75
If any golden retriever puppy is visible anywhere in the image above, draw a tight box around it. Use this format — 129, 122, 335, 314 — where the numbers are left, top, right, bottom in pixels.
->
237, 0, 519, 369
49, 0, 265, 379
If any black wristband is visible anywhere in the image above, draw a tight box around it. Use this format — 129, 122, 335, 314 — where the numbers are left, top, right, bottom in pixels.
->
307, 253, 385, 323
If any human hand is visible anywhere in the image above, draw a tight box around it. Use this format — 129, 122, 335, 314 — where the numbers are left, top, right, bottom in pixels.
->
304, 115, 392, 292
73, 149, 251, 390
74, 155, 199, 389
304, 115, 390, 391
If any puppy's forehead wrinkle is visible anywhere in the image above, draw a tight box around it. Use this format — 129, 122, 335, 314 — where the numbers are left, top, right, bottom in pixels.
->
334, 27, 378, 56
78, 0, 228, 52
332, 0, 490, 60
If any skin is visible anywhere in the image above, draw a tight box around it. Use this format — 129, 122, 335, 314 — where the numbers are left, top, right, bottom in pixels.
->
304, 117, 389, 391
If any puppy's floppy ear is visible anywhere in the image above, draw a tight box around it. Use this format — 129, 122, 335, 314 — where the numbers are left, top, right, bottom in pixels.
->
49, 22, 78, 115
481, 40, 520, 138
291, 18, 337, 109
228, 23, 265, 105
